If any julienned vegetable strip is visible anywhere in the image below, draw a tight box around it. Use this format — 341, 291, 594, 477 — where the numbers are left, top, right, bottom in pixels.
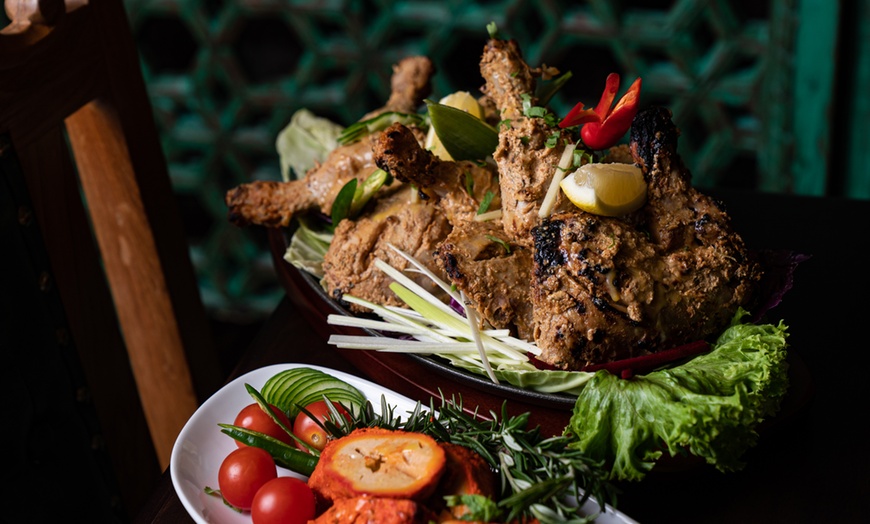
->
380, 248, 462, 310
337, 111, 426, 145
538, 142, 576, 218
462, 290, 498, 383
325, 246, 542, 382
336, 295, 458, 344
328, 336, 485, 353
474, 209, 503, 222
327, 313, 513, 339
389, 282, 531, 363
382, 245, 538, 358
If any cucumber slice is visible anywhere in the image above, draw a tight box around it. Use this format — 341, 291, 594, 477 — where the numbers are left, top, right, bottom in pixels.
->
295, 388, 360, 412
260, 368, 303, 399
261, 368, 310, 405
262, 367, 367, 418
276, 373, 330, 409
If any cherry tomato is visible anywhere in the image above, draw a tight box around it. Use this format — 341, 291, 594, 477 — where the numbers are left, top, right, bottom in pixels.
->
251, 476, 316, 524
233, 403, 294, 448
217, 446, 277, 510
292, 400, 351, 452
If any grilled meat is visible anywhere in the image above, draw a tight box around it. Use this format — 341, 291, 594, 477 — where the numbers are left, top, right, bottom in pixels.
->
372, 122, 535, 336
427, 443, 499, 522
308, 427, 512, 524
311, 497, 437, 524
226, 57, 434, 227
322, 121, 503, 314
494, 116, 575, 245
373, 122, 501, 225
481, 36, 575, 245
225, 136, 384, 227
435, 221, 535, 340
364, 55, 437, 119
479, 37, 537, 120
530, 107, 762, 369
322, 187, 452, 313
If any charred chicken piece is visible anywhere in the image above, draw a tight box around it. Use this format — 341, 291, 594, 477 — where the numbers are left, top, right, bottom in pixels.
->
322, 187, 453, 313
373, 122, 501, 226
481, 36, 575, 245
311, 496, 437, 524
225, 57, 434, 228
530, 107, 762, 369
323, 121, 496, 313
493, 116, 575, 246
362, 55, 436, 119
531, 213, 662, 368
434, 221, 535, 340
308, 428, 447, 504
373, 122, 536, 337
427, 443, 499, 522
225, 136, 383, 227
479, 37, 537, 119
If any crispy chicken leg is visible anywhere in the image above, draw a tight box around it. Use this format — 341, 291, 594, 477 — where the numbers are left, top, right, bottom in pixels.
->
226, 57, 434, 227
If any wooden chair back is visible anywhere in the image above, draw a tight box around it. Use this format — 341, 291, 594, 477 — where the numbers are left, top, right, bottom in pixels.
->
0, 0, 223, 512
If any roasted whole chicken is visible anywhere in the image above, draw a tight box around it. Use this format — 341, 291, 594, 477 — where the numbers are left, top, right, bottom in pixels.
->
226, 34, 762, 371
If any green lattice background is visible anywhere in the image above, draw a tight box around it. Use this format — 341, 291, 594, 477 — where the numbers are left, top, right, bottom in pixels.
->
122, 0, 865, 319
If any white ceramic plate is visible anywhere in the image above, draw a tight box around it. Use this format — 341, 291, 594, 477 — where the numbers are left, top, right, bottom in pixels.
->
170, 363, 637, 523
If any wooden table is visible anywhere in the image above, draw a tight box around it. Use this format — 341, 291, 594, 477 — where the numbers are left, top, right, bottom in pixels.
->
134, 189, 870, 524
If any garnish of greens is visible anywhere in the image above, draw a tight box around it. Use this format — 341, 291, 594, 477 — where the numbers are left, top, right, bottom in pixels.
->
376, 396, 618, 524
337, 111, 426, 145
567, 313, 790, 481
275, 108, 344, 181
223, 373, 619, 524
324, 246, 791, 481
329, 168, 393, 226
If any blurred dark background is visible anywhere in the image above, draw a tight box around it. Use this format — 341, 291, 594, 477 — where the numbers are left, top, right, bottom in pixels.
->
119, 0, 870, 337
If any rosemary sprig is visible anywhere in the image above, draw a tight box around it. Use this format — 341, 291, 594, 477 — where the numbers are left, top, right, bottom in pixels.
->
340, 394, 618, 524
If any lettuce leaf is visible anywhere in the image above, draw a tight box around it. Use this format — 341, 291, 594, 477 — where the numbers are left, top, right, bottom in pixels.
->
275, 109, 344, 181
565, 310, 789, 481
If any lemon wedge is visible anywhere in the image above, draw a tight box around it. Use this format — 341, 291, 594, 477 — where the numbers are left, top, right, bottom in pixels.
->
425, 91, 484, 160
560, 162, 647, 216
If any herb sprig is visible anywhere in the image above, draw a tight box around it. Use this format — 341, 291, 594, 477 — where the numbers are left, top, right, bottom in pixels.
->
343, 395, 619, 524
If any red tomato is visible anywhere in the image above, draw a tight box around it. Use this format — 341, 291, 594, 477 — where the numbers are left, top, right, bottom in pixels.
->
233, 403, 294, 448
251, 476, 316, 524
217, 446, 277, 510
292, 400, 351, 452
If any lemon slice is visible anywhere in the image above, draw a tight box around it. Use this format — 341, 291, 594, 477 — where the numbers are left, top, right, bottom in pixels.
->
425, 91, 484, 160
560, 162, 647, 216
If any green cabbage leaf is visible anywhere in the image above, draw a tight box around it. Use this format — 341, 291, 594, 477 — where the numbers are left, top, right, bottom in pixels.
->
275, 109, 344, 181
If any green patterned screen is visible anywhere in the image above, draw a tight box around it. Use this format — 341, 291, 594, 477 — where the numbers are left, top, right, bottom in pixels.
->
122, 0, 860, 318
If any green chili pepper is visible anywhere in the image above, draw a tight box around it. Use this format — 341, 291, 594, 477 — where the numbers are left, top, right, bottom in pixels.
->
218, 424, 319, 476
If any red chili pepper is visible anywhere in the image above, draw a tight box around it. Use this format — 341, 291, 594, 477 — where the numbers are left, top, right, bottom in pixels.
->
558, 73, 642, 150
